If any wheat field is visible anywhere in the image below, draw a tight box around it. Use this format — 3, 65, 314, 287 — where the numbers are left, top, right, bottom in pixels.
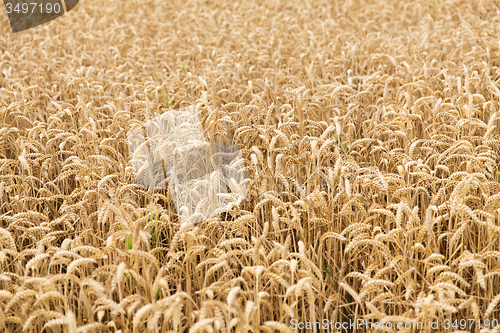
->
0, 0, 500, 332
